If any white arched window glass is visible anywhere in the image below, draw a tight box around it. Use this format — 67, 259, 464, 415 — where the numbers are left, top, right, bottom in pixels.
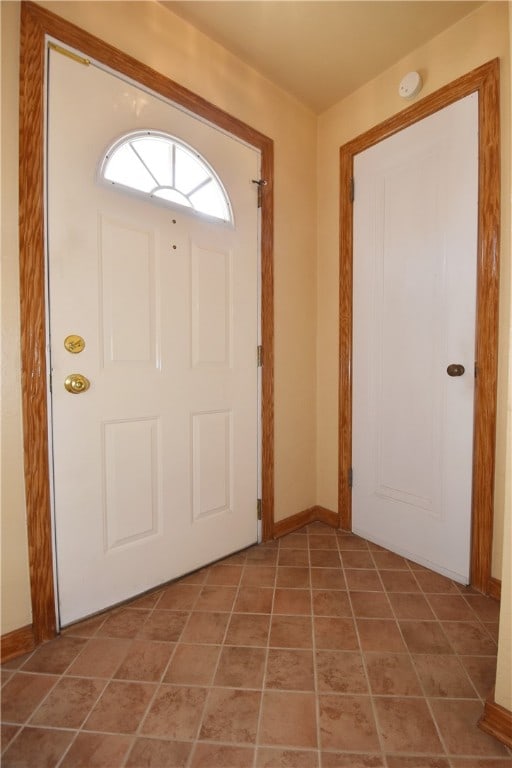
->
100, 131, 232, 223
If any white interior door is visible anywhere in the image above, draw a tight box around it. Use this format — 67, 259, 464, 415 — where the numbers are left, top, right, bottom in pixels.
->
352, 94, 478, 583
47, 48, 260, 625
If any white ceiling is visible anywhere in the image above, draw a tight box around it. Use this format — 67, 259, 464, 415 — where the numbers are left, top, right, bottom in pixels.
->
162, 1, 483, 112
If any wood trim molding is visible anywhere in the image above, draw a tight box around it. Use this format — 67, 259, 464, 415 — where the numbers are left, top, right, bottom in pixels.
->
273, 507, 318, 538
339, 60, 500, 594
488, 577, 502, 601
1, 625, 36, 664
272, 506, 338, 538
19, 1, 274, 645
479, 690, 512, 749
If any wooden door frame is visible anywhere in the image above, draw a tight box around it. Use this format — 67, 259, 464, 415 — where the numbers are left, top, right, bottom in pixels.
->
339, 60, 500, 594
19, 1, 274, 643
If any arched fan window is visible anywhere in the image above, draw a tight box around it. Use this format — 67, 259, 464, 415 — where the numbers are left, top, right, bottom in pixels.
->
100, 130, 232, 223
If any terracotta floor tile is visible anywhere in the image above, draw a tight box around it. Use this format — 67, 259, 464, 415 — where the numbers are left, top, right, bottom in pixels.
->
386, 758, 450, 768
62, 615, 107, 638
179, 567, 210, 585
141, 685, 207, 740
357, 619, 406, 652
316, 650, 368, 693
180, 612, 229, 644
464, 595, 501, 623
214, 645, 266, 688
450, 760, 512, 767
412, 654, 477, 698
200, 687, 261, 743
442, 622, 497, 655
415, 571, 460, 594
372, 551, 410, 570
157, 584, 201, 610
273, 588, 311, 615
21, 637, 87, 674
206, 564, 243, 585
225, 613, 270, 646
1, 724, 20, 753
1, 673, 57, 723
341, 551, 375, 569
345, 569, 383, 591
314, 617, 359, 650
191, 743, 255, 767
163, 643, 220, 685
278, 549, 310, 567
125, 737, 192, 768
276, 567, 310, 588
460, 655, 497, 699
242, 566, 277, 587
319, 694, 379, 752
430, 699, 510, 757
246, 547, 279, 565
399, 620, 453, 654
128, 589, 162, 610
95, 609, 150, 639
30, 676, 105, 728
280, 533, 310, 549
365, 652, 422, 696
3, 528, 505, 768
195, 585, 237, 612
234, 587, 274, 613
350, 591, 393, 618
2, 727, 74, 767
67, 638, 129, 678
379, 570, 420, 592
309, 534, 339, 550
313, 590, 351, 617
373, 696, 444, 753
322, 753, 384, 767
337, 534, 370, 550
84, 680, 156, 734
387, 593, 435, 620
309, 550, 341, 568
265, 649, 315, 691
114, 640, 174, 681
270, 615, 313, 648
310, 568, 346, 590
428, 594, 477, 621
138, 610, 188, 642
259, 691, 317, 748
60, 732, 133, 767
257, 747, 319, 767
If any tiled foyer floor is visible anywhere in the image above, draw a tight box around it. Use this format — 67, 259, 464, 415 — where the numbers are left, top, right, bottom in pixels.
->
1, 523, 510, 767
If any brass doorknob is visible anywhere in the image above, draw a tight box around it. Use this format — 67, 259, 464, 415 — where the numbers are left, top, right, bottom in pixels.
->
64, 373, 90, 394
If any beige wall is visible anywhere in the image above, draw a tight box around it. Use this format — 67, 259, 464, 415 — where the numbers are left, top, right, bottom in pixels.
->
316, 1, 511, 581
0, 0, 318, 634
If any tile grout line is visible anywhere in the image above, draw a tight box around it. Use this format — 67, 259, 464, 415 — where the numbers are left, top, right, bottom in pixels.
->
308, 528, 324, 768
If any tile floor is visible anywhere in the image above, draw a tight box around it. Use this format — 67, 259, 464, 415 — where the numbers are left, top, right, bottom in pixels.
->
1, 522, 510, 767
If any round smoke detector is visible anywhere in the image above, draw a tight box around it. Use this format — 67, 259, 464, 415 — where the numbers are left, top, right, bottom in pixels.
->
399, 71, 423, 99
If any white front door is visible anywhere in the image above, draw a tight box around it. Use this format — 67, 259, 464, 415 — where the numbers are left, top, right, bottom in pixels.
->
352, 94, 478, 583
47, 49, 260, 625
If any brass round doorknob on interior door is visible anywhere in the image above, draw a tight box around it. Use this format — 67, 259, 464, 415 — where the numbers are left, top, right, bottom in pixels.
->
446, 364, 465, 377
64, 373, 91, 394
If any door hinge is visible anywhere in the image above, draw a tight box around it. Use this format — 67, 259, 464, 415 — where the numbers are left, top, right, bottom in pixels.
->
349, 177, 355, 203
348, 467, 353, 488
474, 361, 478, 378
257, 498, 262, 520
48, 42, 90, 67
252, 179, 267, 208
257, 345, 263, 367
